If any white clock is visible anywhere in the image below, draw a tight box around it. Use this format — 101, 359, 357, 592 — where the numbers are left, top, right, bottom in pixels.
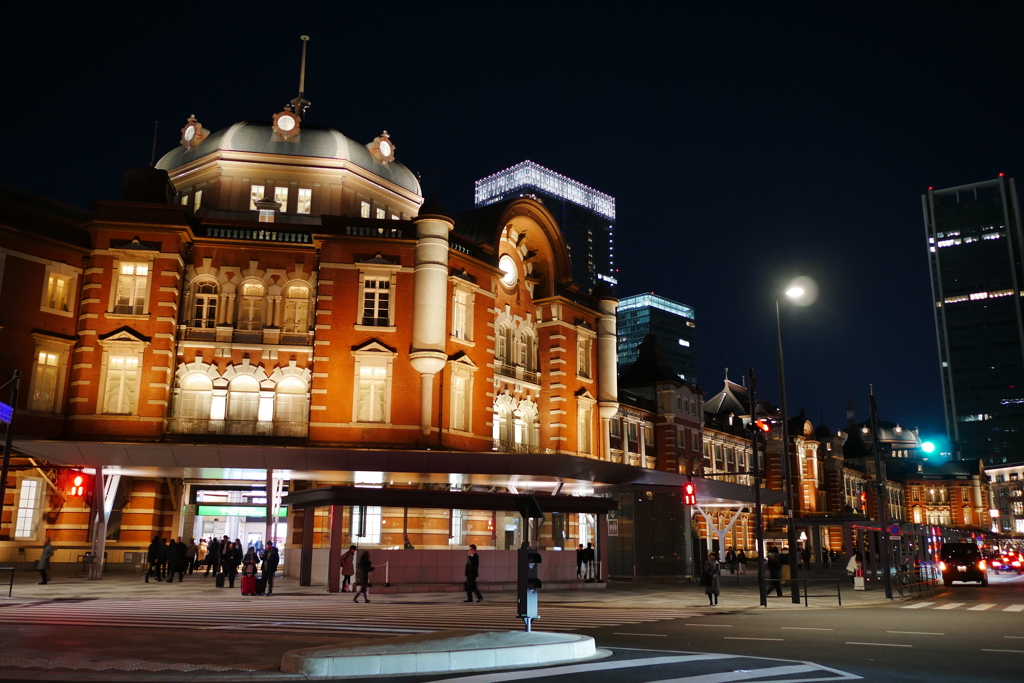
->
277, 115, 296, 132
184, 125, 196, 142
379, 139, 392, 157
499, 254, 518, 287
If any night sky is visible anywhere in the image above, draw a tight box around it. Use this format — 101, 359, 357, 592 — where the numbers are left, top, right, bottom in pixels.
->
5, 3, 1023, 443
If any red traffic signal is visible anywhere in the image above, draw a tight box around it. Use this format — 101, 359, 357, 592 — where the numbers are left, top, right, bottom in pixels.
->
754, 419, 772, 433
683, 480, 697, 506
859, 491, 867, 512
68, 472, 88, 498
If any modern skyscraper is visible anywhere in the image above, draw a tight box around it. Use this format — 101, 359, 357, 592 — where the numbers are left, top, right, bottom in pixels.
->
924, 175, 1024, 460
474, 160, 616, 293
616, 293, 696, 382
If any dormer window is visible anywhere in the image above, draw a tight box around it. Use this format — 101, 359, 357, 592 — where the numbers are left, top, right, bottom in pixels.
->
259, 209, 275, 223
274, 187, 289, 213
249, 185, 265, 211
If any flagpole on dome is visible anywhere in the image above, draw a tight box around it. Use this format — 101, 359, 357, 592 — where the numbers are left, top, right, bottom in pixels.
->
291, 35, 311, 121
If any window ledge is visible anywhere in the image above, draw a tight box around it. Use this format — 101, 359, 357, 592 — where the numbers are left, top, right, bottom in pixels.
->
106, 313, 150, 320
39, 306, 74, 318
449, 335, 475, 347
575, 374, 593, 384
354, 324, 396, 333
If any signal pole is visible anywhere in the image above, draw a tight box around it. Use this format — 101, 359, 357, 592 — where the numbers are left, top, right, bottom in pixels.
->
869, 385, 893, 599
0, 371, 21, 531
748, 369, 768, 607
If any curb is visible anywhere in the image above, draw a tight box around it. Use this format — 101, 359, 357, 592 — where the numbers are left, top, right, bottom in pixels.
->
280, 630, 597, 678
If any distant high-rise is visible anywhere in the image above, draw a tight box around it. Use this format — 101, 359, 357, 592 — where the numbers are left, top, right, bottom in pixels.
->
475, 161, 616, 293
924, 176, 1024, 460
616, 293, 696, 382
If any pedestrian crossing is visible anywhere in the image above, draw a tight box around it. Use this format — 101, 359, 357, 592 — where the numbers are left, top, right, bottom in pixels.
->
0, 598, 701, 638
902, 601, 1024, 612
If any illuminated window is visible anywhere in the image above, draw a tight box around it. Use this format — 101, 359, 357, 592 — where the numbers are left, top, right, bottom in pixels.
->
357, 363, 388, 423
451, 372, 469, 432
376, 208, 386, 220
297, 188, 312, 214
452, 289, 472, 340
192, 281, 218, 328
31, 352, 59, 412
351, 506, 382, 544
46, 275, 70, 312
180, 195, 188, 206
258, 209, 275, 223
578, 402, 593, 454
249, 184, 265, 211
274, 377, 308, 423
104, 356, 139, 414
283, 284, 310, 333
961, 487, 970, 502
577, 336, 592, 378
13, 478, 41, 540
176, 374, 213, 420
194, 189, 203, 211
238, 282, 265, 330
360, 201, 370, 218
114, 263, 148, 314
495, 323, 512, 364
449, 509, 464, 545
274, 186, 289, 212
227, 375, 260, 422
361, 278, 390, 326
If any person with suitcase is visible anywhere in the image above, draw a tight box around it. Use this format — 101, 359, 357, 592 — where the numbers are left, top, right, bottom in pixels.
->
240, 546, 259, 595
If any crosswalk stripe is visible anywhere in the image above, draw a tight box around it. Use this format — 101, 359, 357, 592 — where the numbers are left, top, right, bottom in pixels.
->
934, 603, 965, 610
427, 655, 736, 683
645, 663, 818, 682
967, 604, 996, 611
901, 602, 934, 609
1004, 605, 1024, 612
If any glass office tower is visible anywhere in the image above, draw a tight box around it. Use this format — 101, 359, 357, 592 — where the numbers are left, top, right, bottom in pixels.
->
616, 293, 696, 382
924, 176, 1024, 460
475, 161, 616, 293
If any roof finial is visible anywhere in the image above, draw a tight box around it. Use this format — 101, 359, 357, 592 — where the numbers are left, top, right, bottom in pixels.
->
291, 35, 311, 121
724, 367, 729, 381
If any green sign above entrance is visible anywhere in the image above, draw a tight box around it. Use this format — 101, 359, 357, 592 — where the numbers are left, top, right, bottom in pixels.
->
197, 505, 287, 518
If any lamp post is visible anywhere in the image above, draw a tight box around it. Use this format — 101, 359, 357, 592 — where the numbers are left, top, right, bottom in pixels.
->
775, 285, 806, 605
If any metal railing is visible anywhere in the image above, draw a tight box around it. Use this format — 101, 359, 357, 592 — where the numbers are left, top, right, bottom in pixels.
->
179, 327, 313, 346
165, 418, 308, 438
495, 363, 540, 384
491, 439, 554, 455
893, 565, 940, 597
789, 578, 842, 606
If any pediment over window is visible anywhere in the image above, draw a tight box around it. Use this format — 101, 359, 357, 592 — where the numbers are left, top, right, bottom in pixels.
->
98, 326, 151, 346
357, 252, 401, 268
447, 351, 477, 367
575, 388, 596, 400
351, 338, 397, 354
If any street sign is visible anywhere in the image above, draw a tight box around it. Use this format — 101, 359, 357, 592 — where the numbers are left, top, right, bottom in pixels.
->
890, 535, 900, 540
0, 402, 11, 425
887, 524, 901, 536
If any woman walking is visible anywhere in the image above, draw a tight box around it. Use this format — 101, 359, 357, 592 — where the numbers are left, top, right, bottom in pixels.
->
37, 538, 54, 585
353, 551, 373, 603
702, 551, 721, 606
341, 545, 356, 593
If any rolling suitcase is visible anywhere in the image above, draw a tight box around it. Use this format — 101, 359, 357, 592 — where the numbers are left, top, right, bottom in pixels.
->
256, 576, 268, 596
215, 572, 225, 588
241, 573, 257, 596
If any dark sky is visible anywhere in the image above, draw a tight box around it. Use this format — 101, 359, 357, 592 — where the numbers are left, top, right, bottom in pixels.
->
5, 2, 1023, 440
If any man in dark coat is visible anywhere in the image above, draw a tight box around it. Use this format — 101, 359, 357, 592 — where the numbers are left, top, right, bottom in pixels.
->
168, 537, 188, 583
464, 544, 482, 602
576, 544, 586, 579
584, 542, 596, 582
767, 545, 784, 597
158, 538, 171, 581
261, 543, 280, 596
185, 539, 199, 574
224, 541, 243, 588
205, 536, 221, 577
145, 537, 161, 583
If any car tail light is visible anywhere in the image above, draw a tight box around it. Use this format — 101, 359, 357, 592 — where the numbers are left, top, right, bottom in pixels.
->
979, 560, 987, 570
1013, 561, 1022, 568
993, 560, 1002, 567
939, 561, 947, 571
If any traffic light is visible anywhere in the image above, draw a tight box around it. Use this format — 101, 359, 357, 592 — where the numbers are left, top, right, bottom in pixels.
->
517, 546, 543, 629
68, 473, 86, 497
683, 479, 697, 506
859, 490, 867, 513
754, 419, 772, 433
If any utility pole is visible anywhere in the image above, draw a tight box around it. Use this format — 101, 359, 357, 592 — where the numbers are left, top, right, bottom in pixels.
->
775, 298, 801, 604
747, 369, 767, 607
869, 385, 893, 599
0, 371, 22, 531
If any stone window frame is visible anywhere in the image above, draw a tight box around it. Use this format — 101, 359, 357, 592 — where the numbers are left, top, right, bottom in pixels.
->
354, 260, 401, 332
351, 340, 397, 425
575, 327, 595, 380
40, 261, 80, 318
107, 253, 155, 317
27, 332, 74, 414
449, 278, 477, 344
447, 355, 478, 434
96, 331, 150, 416
576, 391, 596, 456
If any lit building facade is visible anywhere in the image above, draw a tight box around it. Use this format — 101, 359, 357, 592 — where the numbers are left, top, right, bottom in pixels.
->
616, 293, 696, 382
923, 176, 1024, 460
475, 161, 616, 294
987, 461, 1024, 536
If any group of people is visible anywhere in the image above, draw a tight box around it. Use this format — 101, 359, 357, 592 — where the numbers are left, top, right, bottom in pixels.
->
575, 543, 597, 581
721, 547, 749, 574
340, 545, 376, 602
144, 536, 279, 594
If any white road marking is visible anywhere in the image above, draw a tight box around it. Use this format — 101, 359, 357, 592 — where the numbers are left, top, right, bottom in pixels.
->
1004, 636, 1024, 639
611, 648, 862, 681
782, 627, 833, 631
427, 654, 736, 682
1003, 605, 1024, 612
645, 664, 818, 682
982, 649, 1024, 654
686, 623, 733, 627
901, 602, 934, 609
887, 631, 943, 636
846, 642, 912, 648
613, 632, 667, 637
934, 603, 965, 610
724, 637, 784, 641
967, 604, 996, 611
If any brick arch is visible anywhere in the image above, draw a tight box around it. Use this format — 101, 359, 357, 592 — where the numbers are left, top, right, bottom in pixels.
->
174, 359, 220, 383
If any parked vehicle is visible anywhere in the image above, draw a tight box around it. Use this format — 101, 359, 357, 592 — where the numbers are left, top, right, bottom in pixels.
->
939, 543, 988, 587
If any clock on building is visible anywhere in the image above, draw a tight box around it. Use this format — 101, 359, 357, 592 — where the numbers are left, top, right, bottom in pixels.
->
273, 107, 301, 140
179, 115, 208, 149
367, 131, 396, 164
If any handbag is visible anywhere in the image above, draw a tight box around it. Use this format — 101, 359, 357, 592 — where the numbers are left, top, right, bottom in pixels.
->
699, 572, 711, 587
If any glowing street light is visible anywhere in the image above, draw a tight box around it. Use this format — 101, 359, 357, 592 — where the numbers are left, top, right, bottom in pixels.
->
921, 441, 937, 454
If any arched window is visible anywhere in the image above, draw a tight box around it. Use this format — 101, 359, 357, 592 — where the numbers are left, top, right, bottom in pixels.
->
516, 330, 538, 371
495, 323, 512, 365
515, 401, 540, 449
913, 506, 922, 524
492, 403, 514, 445
283, 284, 310, 333
275, 377, 308, 423
177, 374, 213, 421
192, 281, 219, 328
238, 281, 265, 331
227, 375, 260, 423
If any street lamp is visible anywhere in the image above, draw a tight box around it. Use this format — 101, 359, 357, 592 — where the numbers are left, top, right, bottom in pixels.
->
775, 278, 814, 605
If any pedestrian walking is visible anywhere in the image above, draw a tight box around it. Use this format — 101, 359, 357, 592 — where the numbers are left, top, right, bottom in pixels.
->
224, 541, 242, 588
801, 546, 811, 570
168, 537, 188, 582
341, 545, 356, 593
737, 549, 748, 574
464, 544, 482, 603
145, 537, 161, 583
702, 551, 721, 605
576, 544, 585, 579
725, 546, 737, 574
37, 538, 54, 585
767, 545, 783, 597
205, 536, 221, 577
353, 551, 373, 603
847, 551, 863, 586
261, 542, 280, 596
584, 542, 596, 582
158, 538, 171, 581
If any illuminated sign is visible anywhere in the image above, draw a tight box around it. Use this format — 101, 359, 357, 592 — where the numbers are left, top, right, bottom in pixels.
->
197, 505, 286, 518
0, 402, 12, 424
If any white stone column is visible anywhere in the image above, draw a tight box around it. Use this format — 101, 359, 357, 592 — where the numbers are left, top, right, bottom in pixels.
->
409, 209, 453, 435
596, 293, 619, 449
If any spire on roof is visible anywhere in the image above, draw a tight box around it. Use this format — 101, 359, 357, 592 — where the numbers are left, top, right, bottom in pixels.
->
290, 35, 311, 121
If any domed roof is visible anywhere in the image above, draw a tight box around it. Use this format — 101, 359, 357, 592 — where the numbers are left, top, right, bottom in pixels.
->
156, 121, 420, 195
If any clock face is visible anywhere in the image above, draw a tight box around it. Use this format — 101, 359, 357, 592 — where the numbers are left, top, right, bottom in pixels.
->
277, 115, 296, 132
379, 140, 392, 157
499, 254, 518, 287
184, 125, 196, 142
